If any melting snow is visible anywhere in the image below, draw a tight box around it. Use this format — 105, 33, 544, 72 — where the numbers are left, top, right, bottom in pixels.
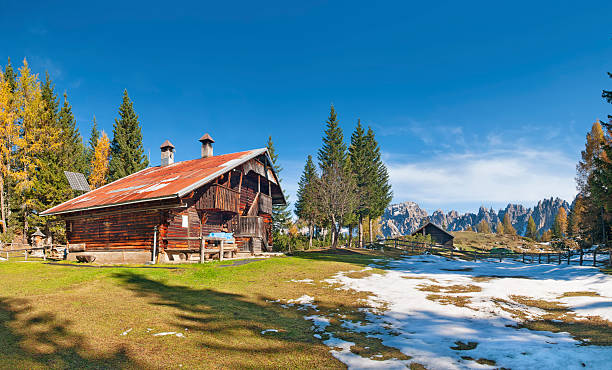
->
261, 329, 279, 334
311, 254, 612, 369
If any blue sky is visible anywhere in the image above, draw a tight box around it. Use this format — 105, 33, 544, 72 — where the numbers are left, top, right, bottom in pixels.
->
2, 1, 611, 214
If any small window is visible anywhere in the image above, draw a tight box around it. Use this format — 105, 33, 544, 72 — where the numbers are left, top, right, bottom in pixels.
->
182, 215, 189, 228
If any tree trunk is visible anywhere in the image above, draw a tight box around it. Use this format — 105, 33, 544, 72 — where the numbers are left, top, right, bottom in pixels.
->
358, 214, 363, 248
348, 224, 353, 249
331, 215, 338, 249
369, 217, 373, 243
0, 178, 6, 234
308, 221, 313, 249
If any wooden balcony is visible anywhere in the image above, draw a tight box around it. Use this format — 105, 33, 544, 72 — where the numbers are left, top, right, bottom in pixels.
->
236, 216, 265, 238
258, 193, 273, 215
196, 184, 240, 213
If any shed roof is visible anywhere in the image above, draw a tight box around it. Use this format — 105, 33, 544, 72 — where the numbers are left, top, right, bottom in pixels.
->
411, 221, 454, 238
42, 148, 284, 216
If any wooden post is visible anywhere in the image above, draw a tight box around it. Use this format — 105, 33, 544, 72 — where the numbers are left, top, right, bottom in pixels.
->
567, 251, 571, 265
580, 249, 583, 266
558, 253, 561, 265
547, 253, 550, 264
238, 171, 243, 192
200, 236, 205, 263
220, 240, 224, 261
522, 253, 525, 263
499, 253, 502, 262
538, 253, 541, 264
593, 250, 597, 266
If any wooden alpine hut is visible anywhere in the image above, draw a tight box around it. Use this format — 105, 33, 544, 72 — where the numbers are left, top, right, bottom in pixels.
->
411, 222, 454, 248
41, 134, 286, 263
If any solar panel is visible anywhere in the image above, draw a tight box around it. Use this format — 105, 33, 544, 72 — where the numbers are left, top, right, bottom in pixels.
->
64, 171, 91, 192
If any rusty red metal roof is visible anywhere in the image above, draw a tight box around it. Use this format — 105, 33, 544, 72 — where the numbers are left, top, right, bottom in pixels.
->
42, 148, 268, 216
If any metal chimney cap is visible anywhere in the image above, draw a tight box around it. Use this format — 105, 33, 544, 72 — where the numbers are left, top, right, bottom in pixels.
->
198, 133, 215, 143
160, 140, 175, 150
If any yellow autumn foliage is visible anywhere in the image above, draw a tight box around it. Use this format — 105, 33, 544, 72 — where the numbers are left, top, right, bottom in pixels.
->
89, 131, 110, 189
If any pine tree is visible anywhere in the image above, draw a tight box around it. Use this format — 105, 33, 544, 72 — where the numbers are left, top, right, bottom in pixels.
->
33, 72, 69, 237
348, 119, 370, 247
295, 155, 318, 248
266, 136, 291, 233
526, 216, 538, 240
318, 104, 346, 173
89, 131, 110, 189
58, 92, 88, 174
3, 57, 16, 92
363, 126, 392, 243
86, 116, 100, 173
314, 106, 358, 247
552, 208, 568, 239
567, 208, 580, 237
109, 90, 148, 182
502, 213, 516, 235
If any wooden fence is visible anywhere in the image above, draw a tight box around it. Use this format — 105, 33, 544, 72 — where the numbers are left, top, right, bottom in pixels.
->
366, 238, 610, 267
0, 243, 68, 261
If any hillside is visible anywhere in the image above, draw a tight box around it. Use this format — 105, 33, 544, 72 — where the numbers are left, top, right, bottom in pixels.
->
381, 197, 570, 237
452, 231, 550, 253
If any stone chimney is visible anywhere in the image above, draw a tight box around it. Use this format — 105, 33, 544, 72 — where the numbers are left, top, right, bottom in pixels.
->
160, 140, 175, 166
199, 133, 215, 158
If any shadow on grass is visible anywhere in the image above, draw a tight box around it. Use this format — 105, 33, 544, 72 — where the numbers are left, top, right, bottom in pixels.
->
0, 298, 135, 368
111, 271, 338, 367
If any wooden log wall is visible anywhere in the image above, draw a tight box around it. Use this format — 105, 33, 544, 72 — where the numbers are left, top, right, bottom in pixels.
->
67, 210, 161, 250
164, 208, 201, 249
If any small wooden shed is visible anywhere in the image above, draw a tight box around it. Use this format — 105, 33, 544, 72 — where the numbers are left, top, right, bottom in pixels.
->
411, 222, 454, 248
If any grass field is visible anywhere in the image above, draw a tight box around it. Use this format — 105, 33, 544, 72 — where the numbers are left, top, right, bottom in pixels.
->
1, 248, 610, 369
0, 249, 405, 369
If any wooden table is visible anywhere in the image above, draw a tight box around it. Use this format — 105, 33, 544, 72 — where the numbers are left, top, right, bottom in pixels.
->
201, 236, 237, 262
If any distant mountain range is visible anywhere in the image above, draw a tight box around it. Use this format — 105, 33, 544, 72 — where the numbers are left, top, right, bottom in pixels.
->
381, 197, 571, 237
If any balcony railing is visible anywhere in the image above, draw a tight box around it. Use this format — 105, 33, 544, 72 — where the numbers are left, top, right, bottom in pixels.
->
196, 184, 240, 213
236, 216, 265, 239
258, 193, 273, 215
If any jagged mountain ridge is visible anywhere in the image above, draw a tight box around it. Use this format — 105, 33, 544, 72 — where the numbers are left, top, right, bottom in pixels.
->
381, 197, 570, 237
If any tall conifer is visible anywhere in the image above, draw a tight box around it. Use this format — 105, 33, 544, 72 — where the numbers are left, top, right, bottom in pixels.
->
364, 126, 392, 242
318, 104, 347, 173
295, 155, 318, 248
348, 120, 369, 247
86, 116, 100, 175
109, 90, 148, 182
266, 136, 290, 233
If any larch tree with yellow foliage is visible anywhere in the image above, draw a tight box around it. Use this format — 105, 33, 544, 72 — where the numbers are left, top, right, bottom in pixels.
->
89, 131, 110, 189
10, 59, 60, 239
0, 70, 20, 234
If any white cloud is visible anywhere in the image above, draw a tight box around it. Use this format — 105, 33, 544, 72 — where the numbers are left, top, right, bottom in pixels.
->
386, 148, 577, 206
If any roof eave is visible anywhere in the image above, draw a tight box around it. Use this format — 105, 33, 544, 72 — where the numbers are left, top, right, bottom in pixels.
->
176, 148, 268, 198
41, 194, 180, 217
